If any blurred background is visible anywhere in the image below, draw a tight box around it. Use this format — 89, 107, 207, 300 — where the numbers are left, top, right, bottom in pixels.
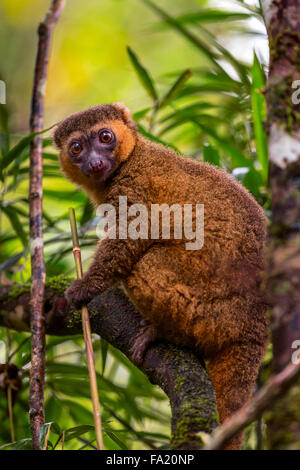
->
0, 0, 271, 450
0, 0, 266, 129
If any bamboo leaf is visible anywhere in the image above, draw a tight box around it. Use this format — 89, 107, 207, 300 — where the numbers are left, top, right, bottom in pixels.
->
1, 205, 28, 247
193, 120, 253, 168
170, 10, 252, 24
0, 251, 24, 272
64, 425, 94, 441
203, 144, 220, 167
251, 52, 268, 184
142, 0, 223, 73
101, 339, 109, 375
127, 47, 158, 101
158, 69, 192, 109
106, 431, 128, 450
137, 124, 180, 152
80, 198, 94, 226
0, 439, 33, 450
133, 107, 152, 121
0, 126, 53, 172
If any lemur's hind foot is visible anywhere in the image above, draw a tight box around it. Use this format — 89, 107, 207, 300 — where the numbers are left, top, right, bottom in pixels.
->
130, 320, 158, 366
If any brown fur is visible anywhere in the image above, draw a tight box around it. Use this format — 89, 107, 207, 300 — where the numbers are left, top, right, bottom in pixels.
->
53, 103, 268, 450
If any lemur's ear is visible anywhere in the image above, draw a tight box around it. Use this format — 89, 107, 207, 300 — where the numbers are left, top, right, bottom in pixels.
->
113, 102, 137, 130
52, 124, 61, 149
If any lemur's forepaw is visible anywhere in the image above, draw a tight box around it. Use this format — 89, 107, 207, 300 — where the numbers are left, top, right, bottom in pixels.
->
64, 279, 93, 309
130, 321, 158, 367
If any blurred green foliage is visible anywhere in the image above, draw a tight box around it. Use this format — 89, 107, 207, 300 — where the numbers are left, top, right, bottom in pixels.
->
0, 0, 269, 450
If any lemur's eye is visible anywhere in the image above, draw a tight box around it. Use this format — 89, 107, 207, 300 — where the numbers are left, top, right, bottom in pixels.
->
70, 142, 83, 155
99, 130, 113, 144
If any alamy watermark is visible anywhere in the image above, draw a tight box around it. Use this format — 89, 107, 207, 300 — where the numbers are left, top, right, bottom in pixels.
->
0, 80, 6, 104
95, 196, 204, 251
291, 340, 300, 365
291, 80, 300, 105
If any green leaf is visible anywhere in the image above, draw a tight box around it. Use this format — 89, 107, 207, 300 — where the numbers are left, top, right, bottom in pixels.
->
171, 10, 252, 24
199, 26, 250, 86
142, 0, 223, 73
0, 133, 9, 157
133, 107, 152, 121
0, 105, 9, 133
43, 188, 85, 203
242, 166, 263, 198
127, 47, 158, 101
64, 425, 94, 441
160, 102, 215, 124
159, 112, 225, 137
12, 439, 33, 450
158, 69, 192, 109
251, 52, 268, 184
137, 124, 180, 152
0, 439, 33, 450
61, 399, 94, 424
193, 120, 252, 168
39, 422, 54, 448
0, 126, 53, 172
203, 144, 220, 167
101, 338, 109, 375
1, 205, 28, 247
0, 251, 24, 272
106, 431, 128, 450
80, 198, 94, 225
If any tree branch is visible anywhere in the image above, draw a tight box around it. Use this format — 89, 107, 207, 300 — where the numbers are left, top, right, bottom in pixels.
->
204, 361, 300, 450
29, 0, 65, 449
0, 281, 218, 450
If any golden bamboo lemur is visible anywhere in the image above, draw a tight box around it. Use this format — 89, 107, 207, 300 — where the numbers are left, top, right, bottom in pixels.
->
53, 103, 268, 450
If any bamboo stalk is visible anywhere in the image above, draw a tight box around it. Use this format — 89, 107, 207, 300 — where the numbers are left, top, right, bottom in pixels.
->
7, 386, 15, 443
43, 423, 51, 450
69, 208, 104, 450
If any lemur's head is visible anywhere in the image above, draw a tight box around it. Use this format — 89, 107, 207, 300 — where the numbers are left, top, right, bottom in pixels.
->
53, 103, 137, 186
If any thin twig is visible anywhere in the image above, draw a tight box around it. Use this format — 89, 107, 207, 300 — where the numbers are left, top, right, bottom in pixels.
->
204, 361, 300, 450
69, 208, 104, 450
7, 337, 30, 363
7, 386, 15, 443
28, 0, 65, 450
43, 422, 52, 450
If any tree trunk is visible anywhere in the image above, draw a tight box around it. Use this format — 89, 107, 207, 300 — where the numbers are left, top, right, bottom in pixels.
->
262, 0, 300, 449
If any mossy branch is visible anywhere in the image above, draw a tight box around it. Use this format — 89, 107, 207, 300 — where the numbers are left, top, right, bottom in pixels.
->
0, 279, 218, 450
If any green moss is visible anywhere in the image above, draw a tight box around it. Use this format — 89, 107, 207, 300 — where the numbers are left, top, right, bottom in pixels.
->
0, 275, 73, 302
265, 29, 300, 134
170, 413, 216, 449
265, 77, 300, 133
88, 309, 98, 319
67, 309, 82, 329
46, 275, 73, 295
0, 282, 31, 302
269, 31, 300, 66
171, 374, 219, 449
9, 282, 31, 298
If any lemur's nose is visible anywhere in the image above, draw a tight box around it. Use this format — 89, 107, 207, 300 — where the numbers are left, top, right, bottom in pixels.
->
89, 160, 103, 173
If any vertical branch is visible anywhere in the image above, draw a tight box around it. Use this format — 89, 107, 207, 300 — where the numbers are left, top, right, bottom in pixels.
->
29, 0, 65, 450
69, 208, 104, 450
7, 386, 15, 443
262, 0, 300, 449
